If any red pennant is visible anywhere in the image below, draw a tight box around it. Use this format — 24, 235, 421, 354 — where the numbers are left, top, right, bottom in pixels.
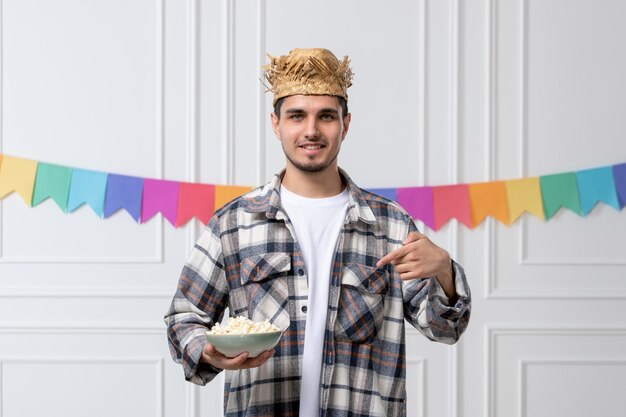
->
176, 182, 215, 226
432, 184, 472, 229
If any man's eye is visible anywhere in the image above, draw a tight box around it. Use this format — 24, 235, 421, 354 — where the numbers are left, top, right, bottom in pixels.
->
290, 114, 303, 120
321, 114, 335, 120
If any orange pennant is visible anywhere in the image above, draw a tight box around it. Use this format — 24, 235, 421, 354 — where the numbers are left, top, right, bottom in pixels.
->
214, 185, 253, 211
0, 155, 39, 205
176, 182, 215, 226
505, 177, 545, 222
468, 181, 510, 226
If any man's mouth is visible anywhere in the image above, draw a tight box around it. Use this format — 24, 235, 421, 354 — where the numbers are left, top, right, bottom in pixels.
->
299, 144, 325, 150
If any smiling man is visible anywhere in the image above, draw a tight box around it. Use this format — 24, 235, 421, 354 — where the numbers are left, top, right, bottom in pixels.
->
165, 48, 471, 417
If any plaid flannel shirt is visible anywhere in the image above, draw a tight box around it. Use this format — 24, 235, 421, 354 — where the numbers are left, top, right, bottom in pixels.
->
164, 168, 471, 417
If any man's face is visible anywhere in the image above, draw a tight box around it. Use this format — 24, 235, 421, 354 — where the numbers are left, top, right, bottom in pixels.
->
271, 95, 351, 175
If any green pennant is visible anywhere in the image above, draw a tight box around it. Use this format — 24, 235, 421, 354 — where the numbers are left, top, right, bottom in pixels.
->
539, 172, 582, 220
32, 162, 73, 212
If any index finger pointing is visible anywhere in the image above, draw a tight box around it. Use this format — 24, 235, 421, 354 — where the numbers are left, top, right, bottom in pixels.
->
376, 245, 410, 268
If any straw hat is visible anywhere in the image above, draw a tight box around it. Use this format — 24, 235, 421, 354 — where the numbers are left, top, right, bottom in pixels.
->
262, 48, 353, 105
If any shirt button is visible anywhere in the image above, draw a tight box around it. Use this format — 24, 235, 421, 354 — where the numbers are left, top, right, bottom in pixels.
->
301, 305, 307, 313
298, 269, 304, 276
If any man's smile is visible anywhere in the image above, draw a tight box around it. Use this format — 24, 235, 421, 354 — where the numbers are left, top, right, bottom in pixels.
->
299, 143, 325, 150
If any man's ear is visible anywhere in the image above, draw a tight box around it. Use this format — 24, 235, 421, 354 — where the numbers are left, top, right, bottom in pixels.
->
270, 112, 281, 139
341, 113, 352, 140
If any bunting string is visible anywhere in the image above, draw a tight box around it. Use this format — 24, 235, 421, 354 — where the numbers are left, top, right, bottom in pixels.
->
0, 154, 624, 230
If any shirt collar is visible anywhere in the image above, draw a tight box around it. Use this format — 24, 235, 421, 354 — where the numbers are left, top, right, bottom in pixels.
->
241, 168, 377, 225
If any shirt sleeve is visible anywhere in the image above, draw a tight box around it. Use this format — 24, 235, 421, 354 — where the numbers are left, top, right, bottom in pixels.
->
163, 217, 230, 385
401, 222, 471, 345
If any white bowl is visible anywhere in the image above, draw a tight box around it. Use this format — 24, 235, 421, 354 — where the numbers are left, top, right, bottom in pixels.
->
205, 330, 284, 358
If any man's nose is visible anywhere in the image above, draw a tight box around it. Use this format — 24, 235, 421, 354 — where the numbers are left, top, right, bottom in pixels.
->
304, 119, 320, 139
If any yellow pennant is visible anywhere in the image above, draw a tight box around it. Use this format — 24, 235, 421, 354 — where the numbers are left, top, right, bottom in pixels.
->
505, 177, 545, 222
468, 181, 510, 226
214, 185, 254, 210
0, 155, 39, 206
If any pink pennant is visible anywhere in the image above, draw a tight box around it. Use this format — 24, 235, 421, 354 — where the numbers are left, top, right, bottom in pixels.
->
175, 182, 215, 227
396, 186, 435, 230
141, 179, 180, 226
432, 184, 472, 229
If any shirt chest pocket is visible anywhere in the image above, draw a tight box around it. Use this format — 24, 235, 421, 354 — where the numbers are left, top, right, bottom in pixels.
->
334, 264, 390, 344
232, 252, 292, 332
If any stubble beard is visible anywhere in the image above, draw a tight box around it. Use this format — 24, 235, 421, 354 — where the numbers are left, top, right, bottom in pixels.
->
283, 145, 340, 174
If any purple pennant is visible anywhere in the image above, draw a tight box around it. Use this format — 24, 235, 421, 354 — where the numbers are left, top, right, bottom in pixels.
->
396, 186, 435, 230
141, 179, 180, 226
613, 163, 626, 208
366, 188, 397, 202
103, 174, 143, 222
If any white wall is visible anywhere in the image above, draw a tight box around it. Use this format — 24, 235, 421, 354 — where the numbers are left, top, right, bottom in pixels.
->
1, 0, 625, 416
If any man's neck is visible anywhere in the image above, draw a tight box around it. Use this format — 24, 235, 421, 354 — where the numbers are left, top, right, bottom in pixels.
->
281, 166, 345, 198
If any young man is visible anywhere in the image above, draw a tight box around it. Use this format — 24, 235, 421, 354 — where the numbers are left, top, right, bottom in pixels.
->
165, 48, 471, 416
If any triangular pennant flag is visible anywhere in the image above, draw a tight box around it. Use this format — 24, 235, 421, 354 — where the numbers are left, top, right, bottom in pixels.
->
504, 177, 544, 222
141, 179, 180, 226
32, 163, 73, 211
367, 188, 397, 203
396, 186, 435, 230
176, 182, 215, 226
0, 155, 38, 205
575, 166, 620, 214
67, 169, 108, 216
468, 181, 510, 226
215, 185, 254, 210
432, 184, 472, 230
613, 163, 626, 208
540, 172, 582, 220
103, 174, 143, 222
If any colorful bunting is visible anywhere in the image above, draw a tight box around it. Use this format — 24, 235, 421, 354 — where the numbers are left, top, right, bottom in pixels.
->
396, 187, 435, 230
32, 163, 73, 211
0, 154, 624, 229
468, 181, 509, 226
613, 163, 626, 208
104, 174, 143, 222
176, 183, 215, 227
540, 172, 582, 220
505, 177, 545, 222
432, 184, 472, 230
68, 169, 108, 216
215, 185, 254, 210
0, 155, 39, 206
367, 188, 397, 203
141, 179, 180, 226
576, 167, 620, 214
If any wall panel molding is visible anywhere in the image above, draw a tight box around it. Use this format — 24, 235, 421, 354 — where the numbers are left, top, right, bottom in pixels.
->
0, 0, 165, 265
447, 1, 460, 415
221, 0, 234, 184
486, 0, 626, 299
0, 356, 164, 417
515, 0, 624, 267
518, 357, 626, 417
256, 0, 266, 185
0, 286, 173, 298
0, 322, 164, 333
484, 325, 626, 417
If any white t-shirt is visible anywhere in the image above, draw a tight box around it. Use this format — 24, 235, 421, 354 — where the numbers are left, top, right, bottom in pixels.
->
280, 185, 349, 417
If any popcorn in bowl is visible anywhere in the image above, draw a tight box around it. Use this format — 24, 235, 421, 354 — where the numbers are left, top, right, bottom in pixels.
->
206, 316, 284, 358
208, 316, 281, 335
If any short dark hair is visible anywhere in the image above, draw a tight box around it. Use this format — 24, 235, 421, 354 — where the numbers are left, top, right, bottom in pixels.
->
273, 96, 349, 119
